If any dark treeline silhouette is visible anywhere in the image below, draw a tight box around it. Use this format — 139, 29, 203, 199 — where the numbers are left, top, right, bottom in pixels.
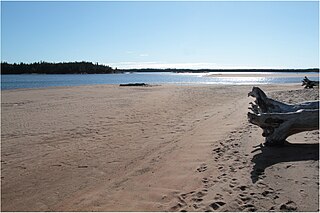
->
1, 61, 319, 74
1, 61, 118, 74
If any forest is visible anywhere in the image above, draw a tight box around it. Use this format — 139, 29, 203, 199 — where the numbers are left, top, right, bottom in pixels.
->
1, 61, 319, 74
1, 61, 117, 74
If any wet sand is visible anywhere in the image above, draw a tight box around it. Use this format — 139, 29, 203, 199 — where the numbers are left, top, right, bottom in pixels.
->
1, 84, 319, 211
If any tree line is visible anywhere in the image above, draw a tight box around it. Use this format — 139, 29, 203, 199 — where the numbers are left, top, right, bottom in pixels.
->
1, 61, 119, 74
125, 68, 319, 73
1, 61, 319, 74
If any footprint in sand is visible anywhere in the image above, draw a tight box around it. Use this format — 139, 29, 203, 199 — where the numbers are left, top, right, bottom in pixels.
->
262, 189, 274, 197
202, 177, 209, 184
238, 185, 248, 191
239, 194, 251, 202
269, 206, 276, 211
217, 165, 224, 171
195, 191, 206, 198
170, 203, 185, 211
173, 189, 209, 212
279, 200, 297, 211
241, 203, 257, 211
197, 163, 207, 172
213, 193, 223, 200
192, 197, 203, 203
209, 201, 226, 210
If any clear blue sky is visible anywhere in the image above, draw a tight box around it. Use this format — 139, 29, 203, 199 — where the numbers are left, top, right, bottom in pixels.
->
1, 1, 319, 69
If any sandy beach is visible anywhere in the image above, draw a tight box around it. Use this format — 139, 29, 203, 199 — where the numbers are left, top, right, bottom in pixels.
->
1, 84, 319, 211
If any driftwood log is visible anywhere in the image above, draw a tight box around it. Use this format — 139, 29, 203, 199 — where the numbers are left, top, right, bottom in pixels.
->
247, 87, 319, 146
119, 83, 149, 87
302, 76, 319, 88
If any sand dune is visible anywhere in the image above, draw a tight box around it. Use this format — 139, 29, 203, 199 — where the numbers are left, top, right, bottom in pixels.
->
1, 84, 318, 211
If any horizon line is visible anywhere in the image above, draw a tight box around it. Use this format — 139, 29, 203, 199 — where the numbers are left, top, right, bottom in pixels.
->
1, 61, 319, 71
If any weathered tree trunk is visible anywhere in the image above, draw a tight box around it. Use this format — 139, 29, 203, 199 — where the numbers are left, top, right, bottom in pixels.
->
302, 76, 319, 88
248, 87, 319, 114
247, 87, 319, 146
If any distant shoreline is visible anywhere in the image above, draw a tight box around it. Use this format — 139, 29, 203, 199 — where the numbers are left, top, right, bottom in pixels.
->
205, 72, 319, 78
1, 69, 319, 75
124, 68, 320, 73
1, 61, 319, 74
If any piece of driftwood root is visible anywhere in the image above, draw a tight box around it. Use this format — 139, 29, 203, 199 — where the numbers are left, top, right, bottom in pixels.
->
248, 87, 319, 146
302, 76, 319, 88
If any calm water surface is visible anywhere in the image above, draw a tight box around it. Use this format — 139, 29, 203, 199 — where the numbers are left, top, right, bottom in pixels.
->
1, 72, 319, 90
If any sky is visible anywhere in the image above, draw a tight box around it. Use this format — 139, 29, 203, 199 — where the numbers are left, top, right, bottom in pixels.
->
1, 1, 319, 69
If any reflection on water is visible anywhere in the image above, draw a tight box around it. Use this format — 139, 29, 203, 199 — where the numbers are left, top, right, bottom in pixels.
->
215, 77, 270, 84
1, 72, 319, 90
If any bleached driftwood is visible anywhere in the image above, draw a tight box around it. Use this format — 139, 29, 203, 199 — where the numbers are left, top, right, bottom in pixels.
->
247, 87, 319, 146
302, 76, 319, 89
248, 87, 319, 114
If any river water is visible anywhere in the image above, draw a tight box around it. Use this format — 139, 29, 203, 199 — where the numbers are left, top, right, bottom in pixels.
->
1, 72, 319, 90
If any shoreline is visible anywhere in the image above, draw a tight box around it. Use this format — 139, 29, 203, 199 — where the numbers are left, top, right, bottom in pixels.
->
1, 84, 319, 211
1, 82, 313, 92
205, 72, 320, 78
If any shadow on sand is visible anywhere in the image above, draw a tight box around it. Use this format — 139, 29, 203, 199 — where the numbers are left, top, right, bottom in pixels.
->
250, 141, 319, 183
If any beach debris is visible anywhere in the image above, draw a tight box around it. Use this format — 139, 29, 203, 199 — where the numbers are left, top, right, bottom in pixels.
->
119, 83, 150, 87
247, 87, 319, 146
302, 76, 319, 89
